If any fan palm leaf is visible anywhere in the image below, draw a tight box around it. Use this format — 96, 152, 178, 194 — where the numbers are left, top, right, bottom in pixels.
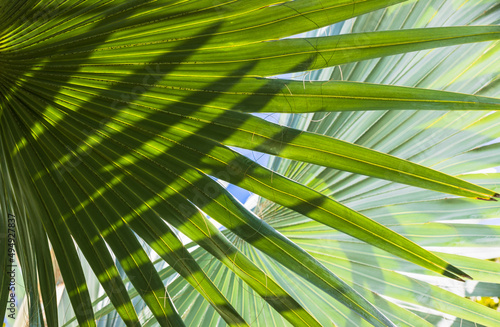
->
1, 0, 499, 326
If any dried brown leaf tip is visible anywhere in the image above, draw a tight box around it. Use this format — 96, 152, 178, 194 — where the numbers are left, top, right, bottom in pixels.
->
477, 197, 497, 201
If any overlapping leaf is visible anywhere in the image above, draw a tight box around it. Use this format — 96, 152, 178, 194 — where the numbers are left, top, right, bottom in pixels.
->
1, 0, 500, 326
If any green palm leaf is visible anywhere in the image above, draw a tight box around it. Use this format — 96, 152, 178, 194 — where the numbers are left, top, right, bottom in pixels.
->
1, 0, 499, 326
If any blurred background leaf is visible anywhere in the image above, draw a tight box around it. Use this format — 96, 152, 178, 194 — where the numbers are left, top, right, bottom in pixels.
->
1, 0, 500, 326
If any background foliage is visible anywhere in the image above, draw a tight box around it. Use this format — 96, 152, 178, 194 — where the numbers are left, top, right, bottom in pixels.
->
1, 0, 500, 326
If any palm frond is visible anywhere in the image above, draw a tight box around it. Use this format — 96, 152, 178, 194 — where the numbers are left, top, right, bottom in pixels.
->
1, 0, 499, 326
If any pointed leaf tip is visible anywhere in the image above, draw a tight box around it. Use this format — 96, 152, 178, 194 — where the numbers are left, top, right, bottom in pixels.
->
463, 273, 473, 281
445, 264, 473, 282
494, 193, 500, 198
476, 197, 497, 202
458, 271, 473, 281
